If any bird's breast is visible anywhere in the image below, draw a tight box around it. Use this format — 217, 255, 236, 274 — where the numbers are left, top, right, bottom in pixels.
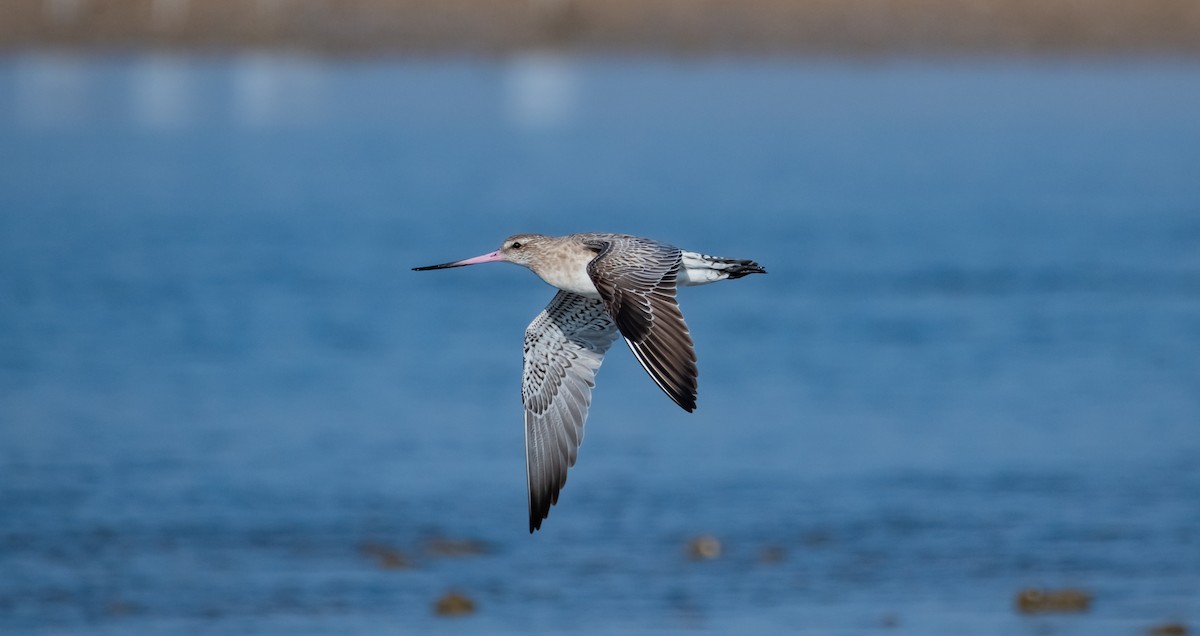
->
533, 259, 601, 298
540, 266, 600, 298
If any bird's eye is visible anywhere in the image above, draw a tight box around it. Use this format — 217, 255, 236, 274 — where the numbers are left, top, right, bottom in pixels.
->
511, 242, 523, 249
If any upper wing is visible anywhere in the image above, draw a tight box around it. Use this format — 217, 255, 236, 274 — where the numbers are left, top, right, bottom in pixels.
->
523, 290, 619, 533
584, 236, 699, 412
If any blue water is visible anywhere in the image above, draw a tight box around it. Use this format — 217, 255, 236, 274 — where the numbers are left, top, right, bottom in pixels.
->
1, 53, 1198, 634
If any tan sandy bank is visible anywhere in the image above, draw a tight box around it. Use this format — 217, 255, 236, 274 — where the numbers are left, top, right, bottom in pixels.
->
2, 0, 1199, 56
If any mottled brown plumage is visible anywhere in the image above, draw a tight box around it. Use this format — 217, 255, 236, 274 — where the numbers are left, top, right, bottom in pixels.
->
584, 235, 698, 412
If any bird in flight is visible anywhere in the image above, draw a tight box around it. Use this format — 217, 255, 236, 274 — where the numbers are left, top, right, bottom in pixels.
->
414, 233, 765, 532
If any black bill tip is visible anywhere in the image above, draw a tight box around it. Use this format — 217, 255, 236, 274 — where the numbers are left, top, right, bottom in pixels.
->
413, 262, 465, 271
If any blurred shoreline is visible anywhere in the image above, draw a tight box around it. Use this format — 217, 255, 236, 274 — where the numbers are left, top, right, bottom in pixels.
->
3, 0, 1199, 57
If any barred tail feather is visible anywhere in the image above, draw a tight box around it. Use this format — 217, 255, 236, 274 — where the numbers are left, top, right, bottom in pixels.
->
679, 251, 767, 285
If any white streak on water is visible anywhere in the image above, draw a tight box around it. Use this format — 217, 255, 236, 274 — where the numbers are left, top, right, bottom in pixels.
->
505, 52, 578, 131
13, 53, 89, 129
131, 56, 193, 130
233, 54, 328, 128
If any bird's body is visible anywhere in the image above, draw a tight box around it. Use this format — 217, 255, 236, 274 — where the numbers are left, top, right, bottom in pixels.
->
414, 233, 765, 532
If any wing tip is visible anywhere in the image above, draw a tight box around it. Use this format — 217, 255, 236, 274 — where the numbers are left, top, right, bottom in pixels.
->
529, 504, 550, 533
673, 392, 697, 412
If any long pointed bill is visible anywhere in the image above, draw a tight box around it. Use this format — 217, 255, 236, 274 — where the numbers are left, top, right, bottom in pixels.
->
412, 250, 505, 271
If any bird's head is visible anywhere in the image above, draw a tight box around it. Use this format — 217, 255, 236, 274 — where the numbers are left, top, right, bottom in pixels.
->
496, 233, 552, 267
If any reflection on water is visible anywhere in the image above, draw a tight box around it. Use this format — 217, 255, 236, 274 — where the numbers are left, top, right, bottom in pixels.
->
0, 54, 1198, 635
505, 52, 578, 130
8, 53, 331, 130
232, 54, 327, 128
12, 54, 90, 128
131, 57, 193, 130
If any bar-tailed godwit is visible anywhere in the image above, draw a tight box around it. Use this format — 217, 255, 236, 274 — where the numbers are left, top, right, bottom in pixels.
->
415, 233, 765, 532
